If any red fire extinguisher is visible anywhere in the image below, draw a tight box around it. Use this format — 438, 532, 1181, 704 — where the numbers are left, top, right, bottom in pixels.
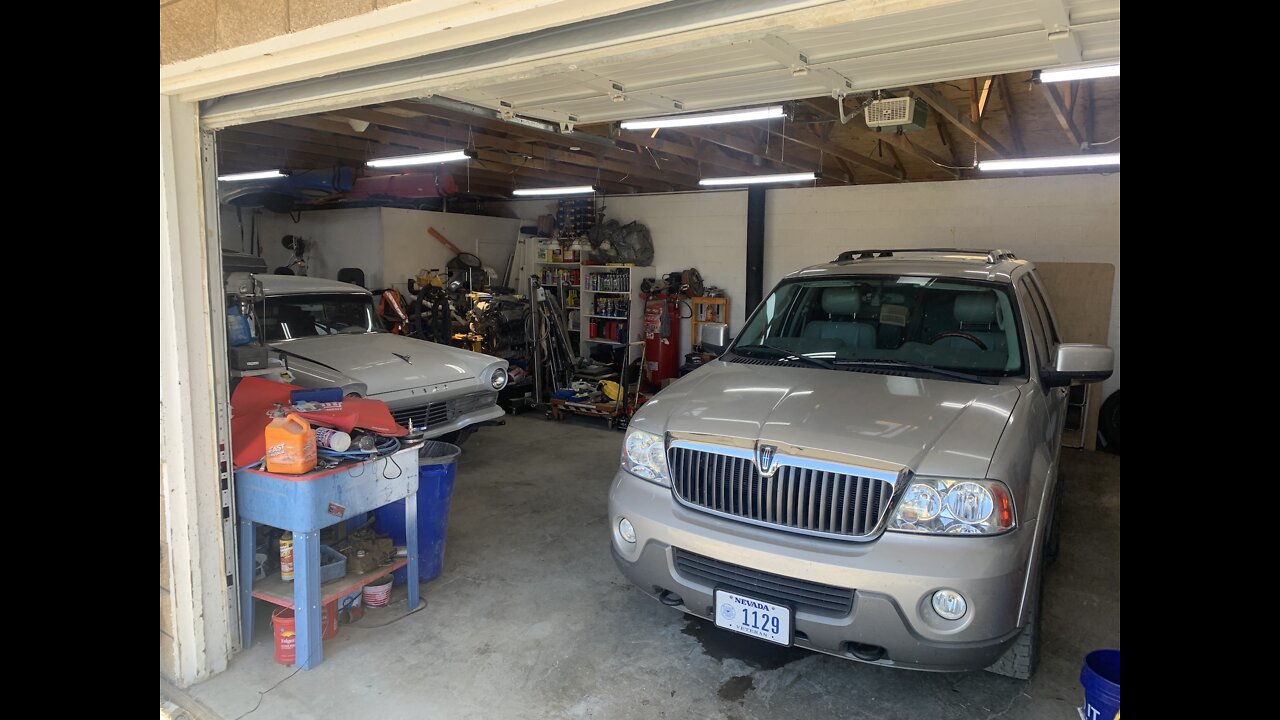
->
643, 294, 681, 390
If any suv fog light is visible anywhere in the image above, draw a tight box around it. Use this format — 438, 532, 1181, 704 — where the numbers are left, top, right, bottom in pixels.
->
618, 518, 637, 544
931, 589, 967, 620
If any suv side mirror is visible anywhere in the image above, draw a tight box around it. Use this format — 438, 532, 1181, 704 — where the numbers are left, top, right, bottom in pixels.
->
1042, 344, 1113, 388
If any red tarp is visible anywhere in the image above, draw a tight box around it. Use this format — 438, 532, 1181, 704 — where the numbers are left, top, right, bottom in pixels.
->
230, 377, 407, 468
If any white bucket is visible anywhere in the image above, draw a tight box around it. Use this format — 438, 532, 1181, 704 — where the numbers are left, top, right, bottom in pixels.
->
363, 577, 394, 608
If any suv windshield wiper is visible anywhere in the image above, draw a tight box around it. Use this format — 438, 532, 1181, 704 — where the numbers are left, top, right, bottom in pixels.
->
832, 359, 997, 384
734, 344, 835, 370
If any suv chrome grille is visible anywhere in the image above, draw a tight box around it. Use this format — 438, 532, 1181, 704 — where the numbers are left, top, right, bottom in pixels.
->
391, 392, 496, 431
673, 548, 854, 615
667, 447, 895, 539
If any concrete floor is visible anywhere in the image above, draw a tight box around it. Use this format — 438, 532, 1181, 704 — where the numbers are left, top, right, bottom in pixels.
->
188, 414, 1120, 720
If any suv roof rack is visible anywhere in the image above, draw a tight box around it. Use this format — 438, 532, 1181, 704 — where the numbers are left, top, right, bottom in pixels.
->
833, 248, 1017, 264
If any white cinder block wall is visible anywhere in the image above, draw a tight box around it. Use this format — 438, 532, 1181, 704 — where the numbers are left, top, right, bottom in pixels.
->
222, 207, 521, 296
497, 173, 1119, 393
232, 207, 386, 286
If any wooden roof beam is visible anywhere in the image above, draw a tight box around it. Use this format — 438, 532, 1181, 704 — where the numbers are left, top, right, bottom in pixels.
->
334, 107, 695, 187
279, 113, 678, 191
1040, 82, 1085, 150
791, 99, 907, 181
909, 84, 1010, 158
997, 76, 1027, 156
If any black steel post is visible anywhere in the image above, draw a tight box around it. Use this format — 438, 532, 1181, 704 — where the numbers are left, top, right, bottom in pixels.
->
746, 186, 766, 314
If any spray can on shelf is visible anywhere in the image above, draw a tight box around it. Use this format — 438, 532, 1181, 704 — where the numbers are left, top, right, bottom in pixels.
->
280, 532, 295, 581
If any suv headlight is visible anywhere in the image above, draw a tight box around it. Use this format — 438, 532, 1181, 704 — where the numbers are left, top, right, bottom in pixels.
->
621, 429, 670, 486
888, 478, 1015, 535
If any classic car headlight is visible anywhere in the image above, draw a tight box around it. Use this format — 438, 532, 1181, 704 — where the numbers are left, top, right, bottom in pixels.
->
621, 428, 670, 486
888, 479, 1015, 535
488, 366, 508, 390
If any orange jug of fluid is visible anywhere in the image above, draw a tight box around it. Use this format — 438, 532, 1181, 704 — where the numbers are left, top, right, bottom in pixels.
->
265, 413, 317, 474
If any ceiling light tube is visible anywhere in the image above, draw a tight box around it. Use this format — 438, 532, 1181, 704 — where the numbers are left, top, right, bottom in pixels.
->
511, 185, 597, 196
698, 172, 816, 186
1039, 64, 1120, 83
621, 106, 784, 130
366, 149, 473, 168
979, 153, 1119, 172
217, 169, 285, 182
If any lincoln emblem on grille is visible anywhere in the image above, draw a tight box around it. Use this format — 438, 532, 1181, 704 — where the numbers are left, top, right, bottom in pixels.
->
756, 444, 778, 477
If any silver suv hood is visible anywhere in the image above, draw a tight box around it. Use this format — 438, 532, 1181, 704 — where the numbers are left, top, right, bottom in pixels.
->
632, 361, 1020, 479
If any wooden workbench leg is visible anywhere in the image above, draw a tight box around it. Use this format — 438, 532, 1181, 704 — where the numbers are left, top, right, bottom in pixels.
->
292, 530, 323, 669
239, 518, 256, 649
405, 490, 420, 611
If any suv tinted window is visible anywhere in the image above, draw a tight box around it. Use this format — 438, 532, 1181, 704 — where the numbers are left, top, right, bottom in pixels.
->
733, 275, 1025, 376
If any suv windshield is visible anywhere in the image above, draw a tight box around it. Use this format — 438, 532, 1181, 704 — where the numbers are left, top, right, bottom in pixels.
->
258, 293, 384, 341
732, 275, 1024, 378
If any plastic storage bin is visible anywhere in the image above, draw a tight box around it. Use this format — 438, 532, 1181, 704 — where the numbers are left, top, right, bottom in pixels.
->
375, 441, 461, 584
318, 544, 347, 584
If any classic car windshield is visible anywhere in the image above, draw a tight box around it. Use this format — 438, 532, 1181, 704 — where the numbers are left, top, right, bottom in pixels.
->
258, 293, 384, 341
732, 276, 1025, 377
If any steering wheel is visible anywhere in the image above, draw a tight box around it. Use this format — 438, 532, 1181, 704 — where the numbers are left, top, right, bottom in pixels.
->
927, 331, 987, 350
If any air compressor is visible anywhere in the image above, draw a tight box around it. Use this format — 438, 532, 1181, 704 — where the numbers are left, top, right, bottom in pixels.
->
643, 294, 681, 390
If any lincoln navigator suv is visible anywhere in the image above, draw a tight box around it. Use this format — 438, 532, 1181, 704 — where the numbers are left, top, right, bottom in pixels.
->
608, 249, 1112, 679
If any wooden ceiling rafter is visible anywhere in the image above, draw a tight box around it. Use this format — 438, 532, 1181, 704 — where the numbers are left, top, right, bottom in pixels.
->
383, 101, 714, 187
329, 107, 685, 191
798, 98, 951, 181
217, 69, 1117, 198
280, 113, 672, 194
997, 76, 1027, 156
1040, 81, 1085, 150
909, 84, 1010, 158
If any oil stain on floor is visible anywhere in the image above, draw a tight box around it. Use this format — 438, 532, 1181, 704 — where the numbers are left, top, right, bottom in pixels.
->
681, 617, 811, 671
717, 675, 755, 702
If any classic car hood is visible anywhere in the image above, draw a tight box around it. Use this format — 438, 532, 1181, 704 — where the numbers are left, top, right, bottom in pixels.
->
632, 361, 1021, 479
270, 333, 486, 396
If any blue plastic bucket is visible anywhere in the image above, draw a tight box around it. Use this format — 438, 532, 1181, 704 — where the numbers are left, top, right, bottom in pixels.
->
1080, 649, 1120, 720
375, 441, 461, 584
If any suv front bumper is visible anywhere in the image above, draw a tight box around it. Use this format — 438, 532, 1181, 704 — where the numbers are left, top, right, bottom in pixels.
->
609, 470, 1036, 672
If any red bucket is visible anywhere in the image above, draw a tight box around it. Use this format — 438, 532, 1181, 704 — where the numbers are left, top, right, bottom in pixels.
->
272, 607, 297, 665
273, 603, 337, 665
322, 599, 338, 641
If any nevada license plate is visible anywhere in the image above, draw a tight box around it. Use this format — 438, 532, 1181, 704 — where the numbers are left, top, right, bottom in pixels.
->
714, 589, 793, 646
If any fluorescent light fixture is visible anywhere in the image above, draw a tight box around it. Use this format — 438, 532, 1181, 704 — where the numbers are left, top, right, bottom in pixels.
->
217, 169, 285, 182
979, 153, 1119, 172
511, 185, 596, 196
699, 172, 816, 187
366, 149, 473, 168
621, 106, 784, 130
1039, 64, 1120, 83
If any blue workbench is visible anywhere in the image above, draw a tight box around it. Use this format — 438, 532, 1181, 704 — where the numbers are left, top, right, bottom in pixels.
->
235, 443, 420, 669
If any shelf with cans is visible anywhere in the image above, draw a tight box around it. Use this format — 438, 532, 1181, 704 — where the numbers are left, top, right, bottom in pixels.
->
581, 266, 649, 351
530, 235, 650, 356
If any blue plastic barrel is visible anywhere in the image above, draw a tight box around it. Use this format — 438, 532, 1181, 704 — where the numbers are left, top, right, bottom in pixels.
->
374, 441, 461, 584
1080, 649, 1120, 720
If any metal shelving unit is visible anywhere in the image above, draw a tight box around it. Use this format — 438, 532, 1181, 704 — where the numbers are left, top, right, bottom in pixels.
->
582, 265, 651, 353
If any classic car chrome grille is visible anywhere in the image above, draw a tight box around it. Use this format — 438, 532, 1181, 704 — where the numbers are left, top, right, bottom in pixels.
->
667, 447, 895, 539
391, 392, 495, 431
673, 548, 854, 615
